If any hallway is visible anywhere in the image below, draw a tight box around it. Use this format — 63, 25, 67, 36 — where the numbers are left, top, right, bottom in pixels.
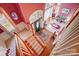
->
0, 3, 79, 56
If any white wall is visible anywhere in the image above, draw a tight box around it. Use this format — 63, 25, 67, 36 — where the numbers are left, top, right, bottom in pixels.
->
44, 6, 53, 21
0, 39, 7, 56
0, 32, 12, 40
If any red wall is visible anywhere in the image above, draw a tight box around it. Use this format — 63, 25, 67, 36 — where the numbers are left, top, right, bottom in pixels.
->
58, 3, 79, 17
19, 3, 45, 25
0, 3, 24, 25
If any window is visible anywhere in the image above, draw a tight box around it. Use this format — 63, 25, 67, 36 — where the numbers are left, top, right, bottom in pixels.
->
0, 13, 15, 32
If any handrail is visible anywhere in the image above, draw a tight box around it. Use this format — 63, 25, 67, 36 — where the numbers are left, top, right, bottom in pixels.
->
66, 8, 79, 28
14, 32, 36, 56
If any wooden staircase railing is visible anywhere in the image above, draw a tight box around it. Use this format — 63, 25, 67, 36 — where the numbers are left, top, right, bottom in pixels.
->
14, 32, 45, 56
14, 32, 36, 56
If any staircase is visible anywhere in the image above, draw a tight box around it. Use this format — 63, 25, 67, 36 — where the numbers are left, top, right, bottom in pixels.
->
51, 8, 79, 56
14, 32, 45, 56
26, 36, 45, 55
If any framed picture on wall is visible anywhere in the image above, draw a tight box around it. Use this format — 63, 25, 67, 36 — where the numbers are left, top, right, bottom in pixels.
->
11, 11, 19, 20
62, 8, 70, 14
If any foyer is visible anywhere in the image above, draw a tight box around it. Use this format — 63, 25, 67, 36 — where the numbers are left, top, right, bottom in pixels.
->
0, 3, 79, 56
